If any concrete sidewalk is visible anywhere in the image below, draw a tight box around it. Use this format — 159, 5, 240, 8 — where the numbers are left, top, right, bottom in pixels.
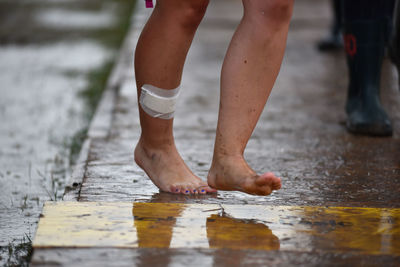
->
32, 0, 400, 265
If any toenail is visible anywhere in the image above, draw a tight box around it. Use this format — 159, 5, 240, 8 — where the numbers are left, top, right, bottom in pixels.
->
185, 190, 189, 193
193, 189, 197, 193
175, 189, 179, 192
201, 189, 205, 193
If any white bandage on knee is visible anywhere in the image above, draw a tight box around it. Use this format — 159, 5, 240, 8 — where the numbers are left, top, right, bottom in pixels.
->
139, 84, 180, 119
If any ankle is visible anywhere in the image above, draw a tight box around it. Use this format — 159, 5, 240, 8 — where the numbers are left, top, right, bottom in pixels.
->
138, 136, 175, 151
212, 153, 245, 166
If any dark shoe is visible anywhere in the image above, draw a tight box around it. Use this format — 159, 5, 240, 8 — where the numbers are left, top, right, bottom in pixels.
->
318, 0, 343, 52
317, 33, 343, 52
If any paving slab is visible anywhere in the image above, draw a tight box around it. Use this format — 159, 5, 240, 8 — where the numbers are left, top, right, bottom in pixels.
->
32, 0, 400, 265
34, 202, 400, 254
31, 248, 400, 267
32, 201, 400, 266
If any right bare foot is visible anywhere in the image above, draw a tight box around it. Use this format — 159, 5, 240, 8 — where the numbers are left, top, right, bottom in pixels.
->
134, 139, 217, 195
207, 155, 281, 196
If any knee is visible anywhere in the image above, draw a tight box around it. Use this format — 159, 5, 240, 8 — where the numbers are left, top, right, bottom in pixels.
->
159, 0, 209, 31
179, 0, 209, 30
243, 0, 294, 29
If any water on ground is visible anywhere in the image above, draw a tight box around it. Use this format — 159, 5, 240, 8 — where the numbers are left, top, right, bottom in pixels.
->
0, 0, 135, 265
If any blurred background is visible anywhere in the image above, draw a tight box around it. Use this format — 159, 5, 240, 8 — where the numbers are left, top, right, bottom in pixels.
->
0, 0, 135, 265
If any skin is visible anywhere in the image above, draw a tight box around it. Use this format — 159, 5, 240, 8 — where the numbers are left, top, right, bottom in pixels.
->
134, 0, 294, 195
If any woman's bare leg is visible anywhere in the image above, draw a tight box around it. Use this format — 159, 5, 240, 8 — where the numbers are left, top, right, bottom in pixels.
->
208, 0, 294, 195
134, 0, 216, 194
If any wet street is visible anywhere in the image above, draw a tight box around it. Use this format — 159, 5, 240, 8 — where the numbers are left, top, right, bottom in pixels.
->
9, 0, 400, 265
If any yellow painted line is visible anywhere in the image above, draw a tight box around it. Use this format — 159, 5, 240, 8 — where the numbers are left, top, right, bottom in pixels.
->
33, 202, 400, 255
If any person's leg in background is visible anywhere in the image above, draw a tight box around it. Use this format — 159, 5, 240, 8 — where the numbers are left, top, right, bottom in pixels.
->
342, 0, 395, 136
208, 0, 294, 195
390, 0, 400, 87
134, 0, 217, 194
317, 0, 343, 51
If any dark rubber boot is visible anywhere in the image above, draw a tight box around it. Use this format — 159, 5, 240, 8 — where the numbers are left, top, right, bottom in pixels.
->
389, 0, 400, 88
344, 20, 393, 136
317, 0, 343, 51
317, 32, 343, 51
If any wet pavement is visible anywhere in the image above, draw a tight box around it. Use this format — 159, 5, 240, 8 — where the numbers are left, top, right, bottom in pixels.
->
0, 0, 134, 265
32, 0, 400, 266
34, 202, 400, 254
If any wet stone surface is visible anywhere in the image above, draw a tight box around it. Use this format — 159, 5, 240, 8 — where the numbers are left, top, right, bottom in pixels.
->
31, 248, 400, 267
31, 0, 400, 265
0, 0, 134, 265
79, 0, 400, 208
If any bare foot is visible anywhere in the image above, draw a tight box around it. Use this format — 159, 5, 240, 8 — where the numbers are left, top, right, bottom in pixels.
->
207, 155, 281, 196
134, 139, 217, 195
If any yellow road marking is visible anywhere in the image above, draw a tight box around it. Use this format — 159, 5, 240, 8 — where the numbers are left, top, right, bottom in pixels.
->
33, 202, 400, 255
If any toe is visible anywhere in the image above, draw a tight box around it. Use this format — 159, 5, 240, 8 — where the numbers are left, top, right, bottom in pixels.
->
174, 184, 188, 195
205, 186, 218, 193
184, 184, 198, 195
191, 187, 199, 195
196, 186, 207, 194
272, 179, 282, 190
197, 185, 217, 194
199, 188, 207, 194
262, 172, 279, 180
182, 187, 191, 195
170, 185, 181, 194
257, 172, 280, 186
260, 186, 272, 196
255, 175, 271, 186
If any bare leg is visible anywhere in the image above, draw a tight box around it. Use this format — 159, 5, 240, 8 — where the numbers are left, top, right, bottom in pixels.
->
208, 0, 294, 195
134, 0, 216, 194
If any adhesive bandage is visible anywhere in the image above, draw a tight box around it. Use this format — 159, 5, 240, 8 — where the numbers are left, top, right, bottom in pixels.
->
139, 84, 180, 119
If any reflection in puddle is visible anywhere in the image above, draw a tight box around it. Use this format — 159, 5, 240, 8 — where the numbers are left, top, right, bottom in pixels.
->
131, 203, 400, 255
132, 202, 280, 250
206, 213, 280, 250
133, 202, 184, 248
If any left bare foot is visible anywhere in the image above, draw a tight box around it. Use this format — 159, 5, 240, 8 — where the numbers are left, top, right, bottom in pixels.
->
134, 138, 216, 195
207, 155, 281, 196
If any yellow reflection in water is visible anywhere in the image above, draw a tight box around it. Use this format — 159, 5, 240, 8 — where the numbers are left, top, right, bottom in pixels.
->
206, 213, 280, 250
132, 202, 280, 250
133, 202, 184, 248
296, 206, 400, 255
